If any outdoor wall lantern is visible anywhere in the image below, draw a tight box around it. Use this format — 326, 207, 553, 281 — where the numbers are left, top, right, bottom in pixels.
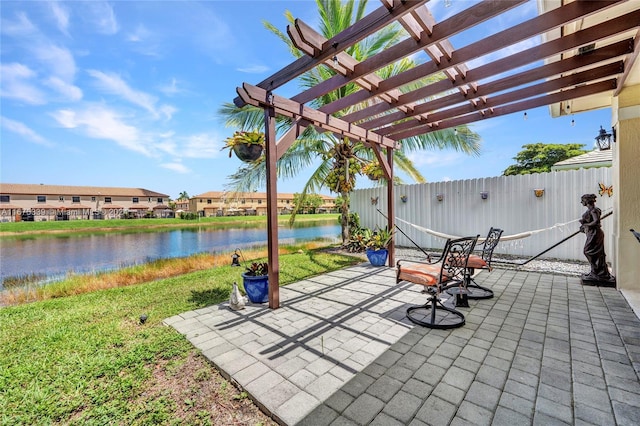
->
480, 191, 489, 200
534, 189, 545, 198
400, 195, 408, 203
595, 126, 613, 150
436, 193, 444, 202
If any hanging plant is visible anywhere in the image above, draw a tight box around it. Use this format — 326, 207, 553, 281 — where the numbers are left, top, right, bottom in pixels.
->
222, 130, 265, 162
362, 161, 384, 181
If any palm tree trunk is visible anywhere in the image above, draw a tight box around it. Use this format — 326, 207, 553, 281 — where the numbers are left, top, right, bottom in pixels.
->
340, 191, 350, 245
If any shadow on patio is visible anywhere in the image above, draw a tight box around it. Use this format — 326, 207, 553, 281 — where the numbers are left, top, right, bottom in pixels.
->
165, 263, 640, 425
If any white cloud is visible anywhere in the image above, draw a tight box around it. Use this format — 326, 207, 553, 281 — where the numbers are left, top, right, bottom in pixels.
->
0, 116, 52, 146
159, 105, 177, 121
49, 2, 70, 36
408, 151, 462, 167
181, 133, 222, 159
51, 105, 151, 156
0, 63, 46, 105
159, 78, 182, 96
161, 162, 190, 173
0, 12, 36, 37
127, 24, 150, 42
87, 70, 175, 119
2, 11, 79, 101
45, 77, 83, 101
237, 64, 270, 74
29, 42, 78, 92
88, 2, 119, 35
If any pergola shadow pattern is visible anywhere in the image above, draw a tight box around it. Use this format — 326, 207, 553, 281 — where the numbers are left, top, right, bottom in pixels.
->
165, 264, 426, 425
166, 265, 640, 425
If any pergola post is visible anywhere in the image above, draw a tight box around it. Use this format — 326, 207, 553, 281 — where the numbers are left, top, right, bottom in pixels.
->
386, 148, 395, 267
264, 103, 280, 309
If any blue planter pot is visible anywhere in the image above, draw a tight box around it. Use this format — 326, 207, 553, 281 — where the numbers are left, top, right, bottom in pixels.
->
366, 248, 388, 266
242, 273, 269, 303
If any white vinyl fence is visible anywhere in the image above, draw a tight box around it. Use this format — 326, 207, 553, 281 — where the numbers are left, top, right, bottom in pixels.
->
352, 168, 614, 262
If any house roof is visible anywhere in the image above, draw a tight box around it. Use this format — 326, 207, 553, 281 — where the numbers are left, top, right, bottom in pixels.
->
0, 183, 168, 198
193, 191, 333, 200
552, 149, 613, 170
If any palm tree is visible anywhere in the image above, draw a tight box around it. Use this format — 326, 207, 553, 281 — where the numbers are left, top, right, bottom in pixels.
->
219, 0, 480, 244
177, 191, 190, 201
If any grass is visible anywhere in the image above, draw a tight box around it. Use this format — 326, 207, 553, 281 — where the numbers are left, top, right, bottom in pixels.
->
0, 214, 338, 235
0, 246, 362, 425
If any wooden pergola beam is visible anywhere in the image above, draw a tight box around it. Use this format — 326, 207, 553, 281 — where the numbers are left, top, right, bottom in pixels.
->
325, 0, 630, 119
294, 0, 527, 105
233, 0, 430, 107
381, 61, 623, 137
614, 28, 640, 96
389, 79, 618, 140
358, 40, 631, 131
236, 82, 399, 150
347, 26, 635, 127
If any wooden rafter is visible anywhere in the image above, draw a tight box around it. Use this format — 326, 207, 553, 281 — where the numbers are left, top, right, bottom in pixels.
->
382, 62, 623, 137
294, 0, 528, 105
236, 83, 400, 150
233, 0, 430, 107
323, 1, 628, 119
389, 79, 618, 139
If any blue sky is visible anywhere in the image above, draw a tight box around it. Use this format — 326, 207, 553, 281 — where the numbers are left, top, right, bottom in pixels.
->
0, 0, 611, 199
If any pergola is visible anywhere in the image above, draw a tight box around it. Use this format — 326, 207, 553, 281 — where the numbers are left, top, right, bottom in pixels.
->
233, 0, 640, 309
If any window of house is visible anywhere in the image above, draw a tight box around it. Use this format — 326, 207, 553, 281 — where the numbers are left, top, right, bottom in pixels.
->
0, 195, 9, 203
132, 197, 139, 203
241, 199, 246, 204
258, 199, 262, 204
59, 196, 64, 202
91, 196, 96, 202
148, 198, 153, 202
156, 198, 162, 203
72, 196, 80, 203
37, 195, 46, 203
286, 200, 290, 204
207, 199, 212, 204
104, 197, 112, 203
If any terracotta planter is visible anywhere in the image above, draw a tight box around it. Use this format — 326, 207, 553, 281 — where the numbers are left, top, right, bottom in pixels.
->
232, 143, 263, 162
242, 273, 269, 303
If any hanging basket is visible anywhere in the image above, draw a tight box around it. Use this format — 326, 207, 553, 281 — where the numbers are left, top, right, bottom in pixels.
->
232, 143, 263, 162
367, 173, 380, 181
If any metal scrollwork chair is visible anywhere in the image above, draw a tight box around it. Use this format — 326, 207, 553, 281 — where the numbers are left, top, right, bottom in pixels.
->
446, 227, 503, 300
397, 235, 479, 329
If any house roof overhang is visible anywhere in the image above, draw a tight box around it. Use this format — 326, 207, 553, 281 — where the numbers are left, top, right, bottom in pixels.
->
538, 0, 640, 117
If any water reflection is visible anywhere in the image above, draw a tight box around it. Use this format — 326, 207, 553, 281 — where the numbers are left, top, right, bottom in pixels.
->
0, 224, 341, 285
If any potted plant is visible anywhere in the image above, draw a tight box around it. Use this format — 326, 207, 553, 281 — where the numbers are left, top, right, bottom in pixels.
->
362, 161, 384, 181
241, 261, 269, 303
222, 130, 265, 162
363, 226, 394, 266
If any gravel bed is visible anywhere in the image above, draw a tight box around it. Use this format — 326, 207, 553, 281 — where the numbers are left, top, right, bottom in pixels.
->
394, 246, 590, 277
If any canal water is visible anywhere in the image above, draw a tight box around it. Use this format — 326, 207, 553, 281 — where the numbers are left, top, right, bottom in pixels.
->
0, 223, 341, 285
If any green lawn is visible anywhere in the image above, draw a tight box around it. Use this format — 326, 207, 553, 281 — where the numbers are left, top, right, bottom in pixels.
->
0, 250, 361, 425
0, 213, 338, 235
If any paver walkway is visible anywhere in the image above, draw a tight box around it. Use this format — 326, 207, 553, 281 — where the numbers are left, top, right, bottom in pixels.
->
165, 264, 640, 425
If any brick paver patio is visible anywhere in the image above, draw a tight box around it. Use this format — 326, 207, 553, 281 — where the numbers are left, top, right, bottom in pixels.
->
165, 263, 640, 425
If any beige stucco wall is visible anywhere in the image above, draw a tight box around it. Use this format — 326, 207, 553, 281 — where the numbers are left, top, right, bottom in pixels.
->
612, 84, 640, 299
